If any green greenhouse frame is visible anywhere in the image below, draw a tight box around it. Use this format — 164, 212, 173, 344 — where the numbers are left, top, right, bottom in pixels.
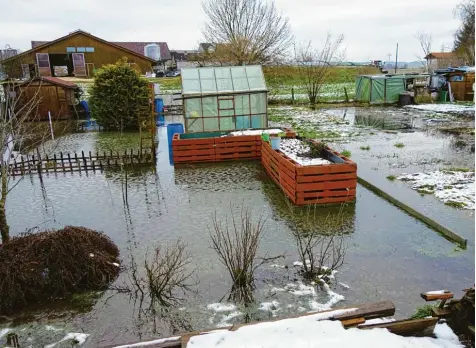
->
355, 74, 430, 104
180, 65, 268, 133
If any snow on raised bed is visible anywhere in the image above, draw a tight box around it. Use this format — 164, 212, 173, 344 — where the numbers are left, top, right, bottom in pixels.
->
404, 103, 475, 114
186, 314, 462, 348
397, 170, 475, 209
228, 129, 283, 136
280, 138, 332, 166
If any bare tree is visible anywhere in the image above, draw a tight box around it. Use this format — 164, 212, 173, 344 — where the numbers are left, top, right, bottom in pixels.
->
0, 81, 42, 243
415, 31, 433, 72
454, 0, 475, 65
295, 34, 345, 105
209, 206, 283, 303
289, 203, 349, 281
201, 0, 292, 65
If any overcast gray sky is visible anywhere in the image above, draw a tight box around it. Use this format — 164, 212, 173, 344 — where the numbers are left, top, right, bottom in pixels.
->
0, 0, 462, 62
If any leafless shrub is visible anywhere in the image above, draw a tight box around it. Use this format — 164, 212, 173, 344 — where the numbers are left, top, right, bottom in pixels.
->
289, 203, 349, 281
294, 34, 345, 105
116, 240, 196, 309
209, 206, 283, 303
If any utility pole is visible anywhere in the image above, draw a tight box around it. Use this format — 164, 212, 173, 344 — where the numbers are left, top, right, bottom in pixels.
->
394, 43, 398, 74
387, 53, 392, 63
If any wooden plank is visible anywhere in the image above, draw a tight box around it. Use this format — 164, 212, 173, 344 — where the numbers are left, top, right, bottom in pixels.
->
296, 164, 357, 175
296, 196, 355, 205
297, 189, 356, 199
341, 317, 365, 328
359, 317, 438, 337
297, 172, 357, 183
333, 300, 395, 321
173, 149, 215, 156
421, 291, 454, 301
296, 179, 357, 192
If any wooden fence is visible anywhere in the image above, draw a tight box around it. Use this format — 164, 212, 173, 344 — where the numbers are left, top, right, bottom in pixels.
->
9, 149, 154, 177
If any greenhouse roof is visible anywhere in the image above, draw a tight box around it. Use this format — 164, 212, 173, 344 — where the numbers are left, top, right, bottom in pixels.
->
358, 74, 430, 79
181, 65, 267, 96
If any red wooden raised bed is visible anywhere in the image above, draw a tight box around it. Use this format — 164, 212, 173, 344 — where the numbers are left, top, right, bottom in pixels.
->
261, 140, 357, 205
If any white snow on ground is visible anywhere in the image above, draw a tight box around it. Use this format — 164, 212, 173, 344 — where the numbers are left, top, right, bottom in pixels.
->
228, 129, 283, 136
280, 138, 332, 166
216, 311, 244, 328
113, 336, 180, 348
283, 282, 316, 296
397, 170, 475, 209
207, 303, 238, 312
308, 283, 345, 312
45, 333, 90, 348
0, 328, 11, 339
259, 301, 281, 316
339, 282, 350, 289
434, 323, 461, 344
404, 103, 475, 114
187, 316, 462, 348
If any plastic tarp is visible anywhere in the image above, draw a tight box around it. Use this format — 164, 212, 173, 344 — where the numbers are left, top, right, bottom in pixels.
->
370, 79, 385, 104
355, 77, 370, 102
385, 78, 405, 103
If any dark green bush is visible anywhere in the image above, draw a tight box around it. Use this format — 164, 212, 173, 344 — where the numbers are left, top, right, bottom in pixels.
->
89, 58, 150, 131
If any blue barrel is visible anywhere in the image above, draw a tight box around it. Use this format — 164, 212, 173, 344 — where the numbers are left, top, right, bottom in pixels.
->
155, 98, 165, 126
167, 123, 184, 149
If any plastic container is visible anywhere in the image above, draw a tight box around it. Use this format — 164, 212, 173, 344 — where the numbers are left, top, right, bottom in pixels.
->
167, 123, 184, 149
155, 98, 165, 126
261, 133, 270, 142
270, 136, 281, 150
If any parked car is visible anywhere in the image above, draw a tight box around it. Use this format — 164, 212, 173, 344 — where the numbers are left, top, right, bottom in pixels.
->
165, 70, 180, 77
155, 71, 165, 78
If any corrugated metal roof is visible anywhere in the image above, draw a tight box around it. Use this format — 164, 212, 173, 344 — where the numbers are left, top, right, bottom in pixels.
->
181, 65, 267, 96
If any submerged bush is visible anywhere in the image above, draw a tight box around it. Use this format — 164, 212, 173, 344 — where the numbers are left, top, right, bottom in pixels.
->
89, 57, 150, 131
0, 226, 120, 314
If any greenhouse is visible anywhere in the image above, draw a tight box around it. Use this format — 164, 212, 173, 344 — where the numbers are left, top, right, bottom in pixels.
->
355, 74, 429, 104
180, 65, 268, 133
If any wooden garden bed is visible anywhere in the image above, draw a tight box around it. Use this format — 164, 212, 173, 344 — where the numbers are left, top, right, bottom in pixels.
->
172, 133, 261, 163
171, 130, 357, 205
261, 139, 357, 205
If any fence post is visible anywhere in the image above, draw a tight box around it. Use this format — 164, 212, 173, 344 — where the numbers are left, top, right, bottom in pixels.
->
291, 87, 295, 105
68, 153, 72, 172
344, 87, 349, 102
81, 150, 87, 170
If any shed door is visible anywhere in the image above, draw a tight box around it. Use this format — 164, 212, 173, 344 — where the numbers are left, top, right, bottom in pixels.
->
72, 53, 87, 77
36, 53, 51, 76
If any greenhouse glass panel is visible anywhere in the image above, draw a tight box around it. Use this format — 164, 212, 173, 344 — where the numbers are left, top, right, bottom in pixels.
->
186, 118, 203, 132
202, 97, 218, 117
220, 117, 235, 130
250, 93, 266, 114
182, 79, 201, 94
236, 116, 251, 129
204, 118, 219, 131
231, 67, 249, 91
251, 115, 265, 128
216, 78, 234, 92
185, 99, 202, 118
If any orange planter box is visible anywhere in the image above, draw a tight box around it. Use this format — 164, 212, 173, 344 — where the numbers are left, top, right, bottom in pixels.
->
260, 140, 357, 205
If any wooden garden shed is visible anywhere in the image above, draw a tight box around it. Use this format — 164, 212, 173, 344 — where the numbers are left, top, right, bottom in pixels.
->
0, 30, 156, 78
16, 77, 79, 121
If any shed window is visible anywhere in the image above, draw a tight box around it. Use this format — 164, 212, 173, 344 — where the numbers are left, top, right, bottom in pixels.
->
85, 47, 95, 53
66, 47, 76, 53
76, 47, 86, 52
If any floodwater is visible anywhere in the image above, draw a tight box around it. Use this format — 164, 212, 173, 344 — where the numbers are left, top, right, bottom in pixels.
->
0, 114, 474, 347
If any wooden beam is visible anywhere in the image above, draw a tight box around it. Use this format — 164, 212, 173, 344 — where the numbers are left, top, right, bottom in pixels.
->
341, 317, 366, 328
421, 291, 454, 302
333, 300, 396, 321
359, 317, 438, 337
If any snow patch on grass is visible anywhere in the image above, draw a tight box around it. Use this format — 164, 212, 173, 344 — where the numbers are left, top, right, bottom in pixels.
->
113, 336, 180, 348
45, 333, 89, 348
397, 170, 475, 209
405, 103, 474, 114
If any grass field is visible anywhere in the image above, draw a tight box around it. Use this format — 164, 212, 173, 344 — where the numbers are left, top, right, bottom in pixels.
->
65, 65, 379, 103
